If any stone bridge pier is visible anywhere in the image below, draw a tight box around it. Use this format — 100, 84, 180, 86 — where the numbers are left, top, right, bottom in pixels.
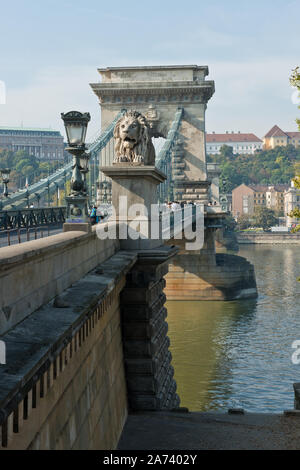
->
91, 65, 257, 301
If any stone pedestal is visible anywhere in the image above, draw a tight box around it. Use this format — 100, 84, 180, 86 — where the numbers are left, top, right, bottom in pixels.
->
101, 165, 166, 250
65, 194, 89, 223
102, 163, 180, 410
120, 246, 180, 410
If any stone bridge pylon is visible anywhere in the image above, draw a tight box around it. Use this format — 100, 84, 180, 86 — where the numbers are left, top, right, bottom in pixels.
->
90, 65, 214, 203
91, 65, 257, 301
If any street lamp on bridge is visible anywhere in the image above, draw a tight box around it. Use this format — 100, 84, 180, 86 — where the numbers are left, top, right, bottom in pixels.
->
0, 168, 11, 211
61, 111, 91, 223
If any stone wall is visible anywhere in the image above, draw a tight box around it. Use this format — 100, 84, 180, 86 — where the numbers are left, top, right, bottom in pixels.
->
120, 248, 180, 411
0, 224, 119, 334
237, 232, 300, 244
0, 250, 137, 450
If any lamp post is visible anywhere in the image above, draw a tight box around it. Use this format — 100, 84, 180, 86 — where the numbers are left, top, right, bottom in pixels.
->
102, 180, 108, 204
26, 189, 30, 208
0, 168, 11, 211
79, 151, 90, 195
61, 111, 90, 223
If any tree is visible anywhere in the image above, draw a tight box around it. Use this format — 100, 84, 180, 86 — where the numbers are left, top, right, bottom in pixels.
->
220, 144, 234, 159
222, 215, 237, 232
236, 214, 252, 230
253, 206, 278, 231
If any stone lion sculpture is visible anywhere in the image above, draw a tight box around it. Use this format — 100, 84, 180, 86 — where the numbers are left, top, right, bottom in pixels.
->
113, 110, 156, 165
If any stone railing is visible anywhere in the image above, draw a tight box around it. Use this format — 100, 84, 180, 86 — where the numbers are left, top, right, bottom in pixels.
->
0, 224, 119, 335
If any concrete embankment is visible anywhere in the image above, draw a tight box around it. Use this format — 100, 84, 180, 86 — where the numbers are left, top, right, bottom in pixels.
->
118, 410, 300, 450
237, 232, 300, 244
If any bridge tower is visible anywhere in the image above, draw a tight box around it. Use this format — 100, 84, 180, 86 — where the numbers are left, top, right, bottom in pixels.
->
90, 65, 215, 203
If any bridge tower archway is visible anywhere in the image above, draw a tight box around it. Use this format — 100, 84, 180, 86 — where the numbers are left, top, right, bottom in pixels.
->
90, 65, 215, 203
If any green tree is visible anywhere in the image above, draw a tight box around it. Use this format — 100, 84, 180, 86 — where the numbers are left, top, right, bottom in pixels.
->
222, 215, 237, 232
253, 206, 278, 231
236, 214, 252, 230
220, 144, 234, 159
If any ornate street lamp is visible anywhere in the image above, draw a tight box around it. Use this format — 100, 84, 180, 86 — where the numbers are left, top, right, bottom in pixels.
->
61, 111, 91, 223
102, 180, 109, 204
0, 169, 11, 211
1, 168, 11, 197
79, 151, 90, 194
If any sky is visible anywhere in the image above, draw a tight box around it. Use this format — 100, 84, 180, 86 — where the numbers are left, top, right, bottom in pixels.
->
0, 0, 300, 140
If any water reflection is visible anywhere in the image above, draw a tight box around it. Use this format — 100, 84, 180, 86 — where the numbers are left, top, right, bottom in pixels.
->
167, 245, 300, 413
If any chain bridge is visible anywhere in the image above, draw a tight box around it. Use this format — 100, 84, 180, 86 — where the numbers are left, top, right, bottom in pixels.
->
0, 65, 258, 451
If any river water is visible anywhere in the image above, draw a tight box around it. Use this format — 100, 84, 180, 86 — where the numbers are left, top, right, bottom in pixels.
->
167, 245, 300, 413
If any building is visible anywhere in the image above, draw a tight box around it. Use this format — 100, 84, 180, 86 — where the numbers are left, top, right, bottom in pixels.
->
285, 180, 300, 228
0, 127, 65, 160
263, 125, 300, 150
219, 193, 232, 213
232, 183, 288, 217
206, 131, 263, 155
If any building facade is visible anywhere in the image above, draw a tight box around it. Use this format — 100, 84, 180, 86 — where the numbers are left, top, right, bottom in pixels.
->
263, 125, 300, 150
206, 131, 263, 155
232, 183, 288, 217
285, 180, 300, 228
0, 127, 65, 160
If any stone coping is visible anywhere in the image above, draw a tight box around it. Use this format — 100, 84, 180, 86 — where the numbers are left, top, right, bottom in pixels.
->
101, 165, 166, 184
0, 222, 116, 269
0, 250, 137, 425
97, 65, 209, 72
92, 80, 214, 90
0, 231, 87, 268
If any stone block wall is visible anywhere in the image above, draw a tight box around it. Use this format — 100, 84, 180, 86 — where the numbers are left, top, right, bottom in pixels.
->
0, 223, 119, 334
0, 251, 137, 450
120, 254, 180, 411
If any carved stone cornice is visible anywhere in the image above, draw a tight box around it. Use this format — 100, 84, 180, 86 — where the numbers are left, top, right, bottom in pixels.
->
90, 81, 215, 105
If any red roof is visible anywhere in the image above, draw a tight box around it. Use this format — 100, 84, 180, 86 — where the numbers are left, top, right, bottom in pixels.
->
249, 184, 289, 192
264, 125, 300, 140
206, 133, 262, 143
264, 125, 287, 138
286, 132, 300, 139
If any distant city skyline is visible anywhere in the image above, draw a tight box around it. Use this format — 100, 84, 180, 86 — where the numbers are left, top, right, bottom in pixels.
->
0, 0, 299, 140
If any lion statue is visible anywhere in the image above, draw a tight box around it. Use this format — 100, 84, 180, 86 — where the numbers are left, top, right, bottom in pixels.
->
113, 110, 156, 165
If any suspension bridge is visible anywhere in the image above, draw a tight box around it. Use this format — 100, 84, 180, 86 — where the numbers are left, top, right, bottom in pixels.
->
0, 65, 259, 452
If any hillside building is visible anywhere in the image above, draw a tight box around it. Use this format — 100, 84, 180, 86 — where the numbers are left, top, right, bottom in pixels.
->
263, 125, 300, 150
0, 127, 65, 160
206, 131, 263, 155
232, 183, 288, 217
285, 180, 300, 228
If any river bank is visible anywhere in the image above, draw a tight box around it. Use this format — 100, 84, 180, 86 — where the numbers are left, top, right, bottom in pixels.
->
237, 232, 300, 244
